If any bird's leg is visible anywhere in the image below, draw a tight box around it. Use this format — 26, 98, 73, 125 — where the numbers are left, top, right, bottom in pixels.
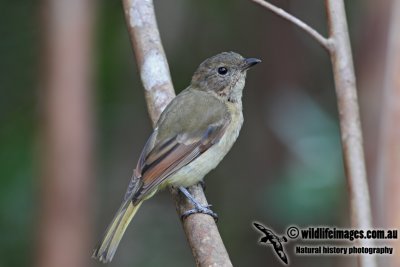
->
178, 186, 218, 222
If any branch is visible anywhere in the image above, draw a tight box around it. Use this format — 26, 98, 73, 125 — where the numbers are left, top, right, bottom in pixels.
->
325, 2, 375, 267
253, 1, 375, 266
121, 0, 233, 266
251, 0, 332, 51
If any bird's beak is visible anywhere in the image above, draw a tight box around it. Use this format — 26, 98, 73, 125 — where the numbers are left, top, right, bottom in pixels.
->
242, 57, 262, 71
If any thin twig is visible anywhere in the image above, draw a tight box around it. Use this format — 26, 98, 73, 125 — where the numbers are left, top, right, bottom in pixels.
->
121, 0, 233, 266
325, 2, 375, 267
251, 0, 332, 51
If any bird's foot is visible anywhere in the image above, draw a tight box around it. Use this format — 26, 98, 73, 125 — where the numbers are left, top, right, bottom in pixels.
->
178, 186, 218, 222
181, 204, 218, 222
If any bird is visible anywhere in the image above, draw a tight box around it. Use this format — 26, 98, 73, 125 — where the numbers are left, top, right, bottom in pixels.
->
92, 51, 261, 263
253, 222, 289, 264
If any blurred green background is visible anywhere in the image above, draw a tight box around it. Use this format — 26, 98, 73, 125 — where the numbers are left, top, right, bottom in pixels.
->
0, 0, 390, 266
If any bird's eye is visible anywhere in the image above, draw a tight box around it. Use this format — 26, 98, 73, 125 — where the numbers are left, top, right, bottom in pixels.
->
217, 67, 228, 75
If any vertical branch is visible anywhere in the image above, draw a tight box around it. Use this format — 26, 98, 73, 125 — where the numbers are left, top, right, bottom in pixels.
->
377, 1, 400, 266
251, 1, 375, 266
121, 0, 233, 266
37, 0, 95, 267
325, 1, 375, 267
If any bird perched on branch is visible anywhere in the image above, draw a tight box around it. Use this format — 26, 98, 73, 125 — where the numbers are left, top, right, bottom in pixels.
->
93, 51, 261, 263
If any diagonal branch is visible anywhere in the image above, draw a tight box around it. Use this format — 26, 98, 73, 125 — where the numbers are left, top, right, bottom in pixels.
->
251, 0, 332, 51
121, 0, 233, 266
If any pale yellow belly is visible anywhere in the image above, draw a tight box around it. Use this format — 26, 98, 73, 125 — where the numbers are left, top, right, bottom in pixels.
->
166, 111, 243, 187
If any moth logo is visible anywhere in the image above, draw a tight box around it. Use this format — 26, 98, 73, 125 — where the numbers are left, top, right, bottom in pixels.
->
253, 222, 289, 265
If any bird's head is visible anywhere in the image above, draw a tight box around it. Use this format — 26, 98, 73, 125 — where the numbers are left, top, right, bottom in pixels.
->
191, 51, 261, 102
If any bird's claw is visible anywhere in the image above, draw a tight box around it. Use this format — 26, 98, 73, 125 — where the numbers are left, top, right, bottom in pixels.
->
181, 204, 218, 222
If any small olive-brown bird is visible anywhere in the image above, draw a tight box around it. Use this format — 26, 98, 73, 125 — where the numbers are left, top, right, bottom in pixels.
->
93, 51, 261, 263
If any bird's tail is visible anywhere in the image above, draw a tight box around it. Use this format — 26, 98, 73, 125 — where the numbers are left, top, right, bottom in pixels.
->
92, 199, 143, 263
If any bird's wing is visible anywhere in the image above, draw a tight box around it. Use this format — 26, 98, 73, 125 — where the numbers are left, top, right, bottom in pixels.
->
133, 121, 229, 201
122, 130, 158, 202
126, 89, 230, 203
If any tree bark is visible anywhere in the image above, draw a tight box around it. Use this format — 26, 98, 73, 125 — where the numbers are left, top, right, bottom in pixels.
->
325, 2, 375, 267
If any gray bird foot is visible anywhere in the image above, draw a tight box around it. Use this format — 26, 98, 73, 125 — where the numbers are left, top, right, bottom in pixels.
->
179, 186, 218, 222
181, 204, 218, 222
